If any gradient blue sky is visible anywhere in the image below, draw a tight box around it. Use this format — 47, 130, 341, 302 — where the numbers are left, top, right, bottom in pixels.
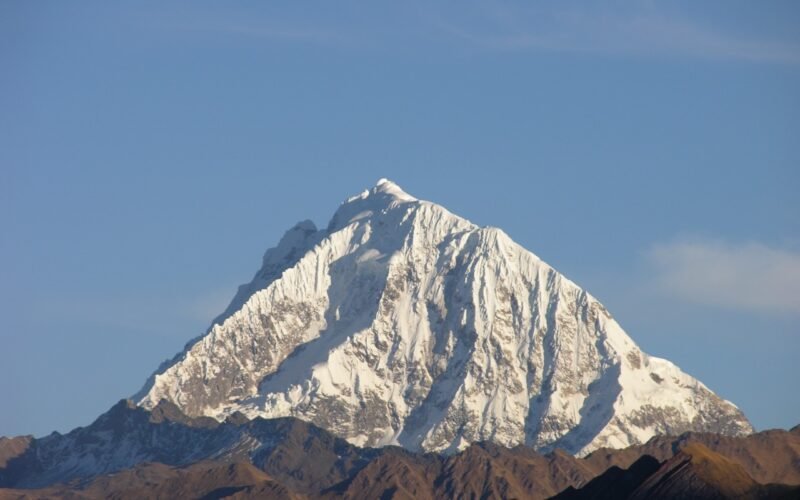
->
2, 1, 798, 438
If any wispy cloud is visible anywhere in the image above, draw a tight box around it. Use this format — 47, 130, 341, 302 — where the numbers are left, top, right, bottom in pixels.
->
138, 3, 800, 64
432, 4, 800, 64
648, 240, 800, 315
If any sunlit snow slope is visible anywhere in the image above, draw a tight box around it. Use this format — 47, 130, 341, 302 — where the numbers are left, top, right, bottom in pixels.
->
136, 179, 752, 455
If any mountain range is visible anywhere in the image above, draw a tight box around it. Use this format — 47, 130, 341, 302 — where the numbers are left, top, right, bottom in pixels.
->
0, 401, 797, 499
4, 179, 793, 499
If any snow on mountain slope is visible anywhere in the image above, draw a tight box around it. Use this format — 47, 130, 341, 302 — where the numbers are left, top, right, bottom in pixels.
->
136, 179, 752, 455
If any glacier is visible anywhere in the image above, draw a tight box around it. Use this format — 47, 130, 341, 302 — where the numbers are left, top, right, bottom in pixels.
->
136, 178, 752, 455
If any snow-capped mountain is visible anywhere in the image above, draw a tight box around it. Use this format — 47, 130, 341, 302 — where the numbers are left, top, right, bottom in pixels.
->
136, 179, 752, 455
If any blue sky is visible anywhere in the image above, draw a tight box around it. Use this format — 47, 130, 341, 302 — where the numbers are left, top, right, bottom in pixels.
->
1, 1, 798, 437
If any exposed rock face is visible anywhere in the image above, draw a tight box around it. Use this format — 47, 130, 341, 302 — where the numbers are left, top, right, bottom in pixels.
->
136, 179, 752, 455
0, 437, 31, 469
553, 455, 662, 500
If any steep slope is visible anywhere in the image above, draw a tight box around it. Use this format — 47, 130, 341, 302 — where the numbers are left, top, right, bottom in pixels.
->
582, 426, 800, 485
553, 455, 661, 500
628, 443, 799, 500
136, 179, 751, 455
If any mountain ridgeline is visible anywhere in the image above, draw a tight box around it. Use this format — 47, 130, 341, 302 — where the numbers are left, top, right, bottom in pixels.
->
0, 401, 797, 499
136, 179, 750, 456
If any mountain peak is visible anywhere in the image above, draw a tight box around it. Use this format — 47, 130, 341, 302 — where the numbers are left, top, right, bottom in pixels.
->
374, 178, 415, 199
330, 179, 419, 231
136, 181, 752, 456
344, 178, 417, 205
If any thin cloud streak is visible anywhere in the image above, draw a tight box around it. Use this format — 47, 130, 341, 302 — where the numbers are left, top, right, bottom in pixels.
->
648, 240, 800, 315
139, 3, 800, 64
431, 5, 800, 64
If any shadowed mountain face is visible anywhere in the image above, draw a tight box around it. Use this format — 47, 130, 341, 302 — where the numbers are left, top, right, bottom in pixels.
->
0, 400, 376, 493
580, 425, 800, 486
0, 461, 304, 500
0, 402, 797, 499
626, 443, 800, 500
555, 443, 800, 500
552, 455, 662, 500
136, 180, 751, 456
0, 437, 30, 469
